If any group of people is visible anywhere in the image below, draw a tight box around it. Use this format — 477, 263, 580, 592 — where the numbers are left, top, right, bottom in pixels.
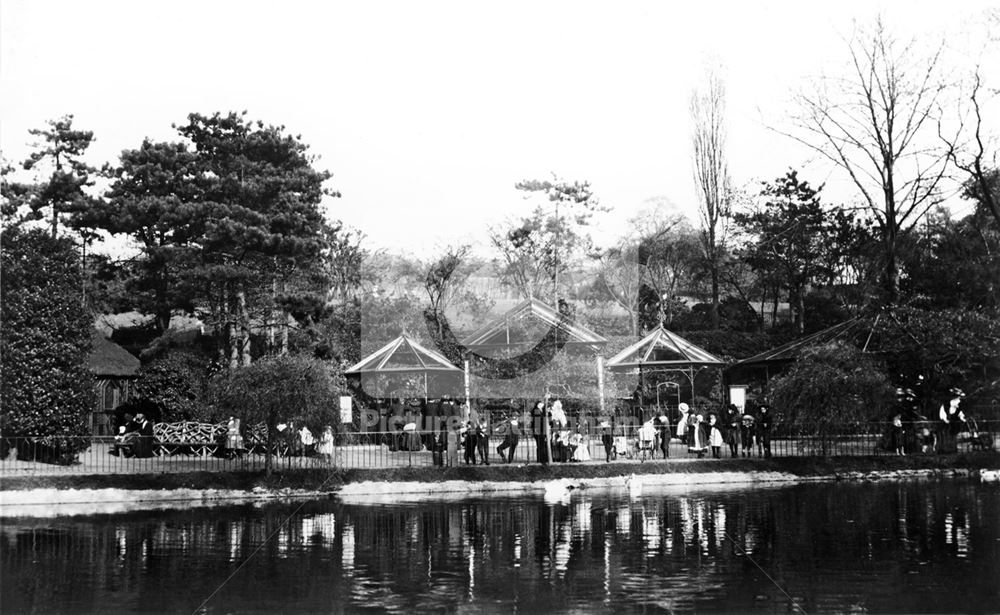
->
673, 402, 774, 459
274, 421, 336, 458
109, 412, 155, 457
432, 397, 593, 466
528, 398, 592, 464
884, 386, 974, 455
426, 397, 778, 466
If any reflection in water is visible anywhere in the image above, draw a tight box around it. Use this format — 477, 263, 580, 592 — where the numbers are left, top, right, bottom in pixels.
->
2, 480, 999, 614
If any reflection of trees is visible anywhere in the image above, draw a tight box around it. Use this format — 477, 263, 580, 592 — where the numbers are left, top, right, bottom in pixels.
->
2, 484, 998, 613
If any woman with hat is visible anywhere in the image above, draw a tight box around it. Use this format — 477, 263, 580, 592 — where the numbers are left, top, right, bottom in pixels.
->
688, 413, 708, 458
675, 403, 690, 445
937, 388, 967, 454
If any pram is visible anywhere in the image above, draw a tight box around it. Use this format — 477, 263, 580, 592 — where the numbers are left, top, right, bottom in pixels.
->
964, 416, 994, 451
613, 436, 630, 460
634, 423, 657, 462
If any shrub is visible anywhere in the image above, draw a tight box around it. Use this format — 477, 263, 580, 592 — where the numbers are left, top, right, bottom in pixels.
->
209, 355, 345, 473
768, 341, 894, 454
1, 227, 94, 461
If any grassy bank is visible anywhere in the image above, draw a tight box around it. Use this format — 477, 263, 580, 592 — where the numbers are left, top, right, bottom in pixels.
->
3, 451, 999, 493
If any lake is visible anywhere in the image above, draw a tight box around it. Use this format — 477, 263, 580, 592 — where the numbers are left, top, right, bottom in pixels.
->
2, 479, 998, 613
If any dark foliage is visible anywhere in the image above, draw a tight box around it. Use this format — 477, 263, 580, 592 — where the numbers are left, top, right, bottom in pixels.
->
1, 227, 94, 450
133, 350, 214, 422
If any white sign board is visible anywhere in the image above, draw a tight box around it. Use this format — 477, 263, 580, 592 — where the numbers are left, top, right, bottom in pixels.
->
728, 386, 747, 411
339, 396, 353, 423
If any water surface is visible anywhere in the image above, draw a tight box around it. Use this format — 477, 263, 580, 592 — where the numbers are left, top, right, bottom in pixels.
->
2, 480, 998, 613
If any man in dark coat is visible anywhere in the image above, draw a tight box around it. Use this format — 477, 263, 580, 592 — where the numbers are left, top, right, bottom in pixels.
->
600, 420, 615, 462
495, 413, 520, 463
462, 422, 477, 464
723, 404, 740, 457
757, 404, 773, 458
133, 413, 155, 458
531, 401, 550, 464
475, 415, 490, 465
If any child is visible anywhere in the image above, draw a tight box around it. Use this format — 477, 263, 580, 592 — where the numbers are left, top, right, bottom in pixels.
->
740, 413, 756, 457
890, 415, 905, 456
708, 414, 724, 459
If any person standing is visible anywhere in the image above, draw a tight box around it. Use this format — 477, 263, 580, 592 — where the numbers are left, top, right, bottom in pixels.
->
446, 423, 460, 467
226, 416, 245, 458
475, 415, 490, 465
688, 414, 707, 458
496, 413, 520, 463
723, 404, 740, 457
889, 415, 905, 456
937, 388, 966, 454
531, 401, 550, 464
708, 414, 724, 459
600, 420, 615, 462
570, 430, 591, 462
463, 422, 477, 464
740, 413, 756, 457
758, 404, 773, 458
431, 424, 446, 466
655, 414, 671, 459
676, 403, 690, 445
317, 426, 334, 460
550, 397, 567, 430
134, 413, 155, 458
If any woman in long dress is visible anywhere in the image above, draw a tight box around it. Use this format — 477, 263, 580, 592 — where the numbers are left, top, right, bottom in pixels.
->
688, 414, 707, 458
317, 426, 335, 460
676, 403, 690, 445
570, 431, 591, 462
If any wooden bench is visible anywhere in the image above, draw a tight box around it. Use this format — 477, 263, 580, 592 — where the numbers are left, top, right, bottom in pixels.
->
153, 421, 227, 457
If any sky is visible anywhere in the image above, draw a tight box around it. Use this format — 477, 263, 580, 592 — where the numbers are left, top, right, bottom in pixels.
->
2, 0, 998, 258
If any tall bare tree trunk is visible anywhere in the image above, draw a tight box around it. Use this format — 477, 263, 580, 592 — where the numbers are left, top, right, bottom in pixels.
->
268, 280, 276, 354
227, 283, 239, 369
691, 69, 731, 330
785, 18, 949, 308
228, 319, 239, 369
237, 284, 251, 366
280, 280, 289, 355
710, 266, 720, 329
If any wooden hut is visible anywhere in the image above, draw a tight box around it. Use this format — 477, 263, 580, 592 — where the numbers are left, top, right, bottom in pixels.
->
87, 330, 141, 436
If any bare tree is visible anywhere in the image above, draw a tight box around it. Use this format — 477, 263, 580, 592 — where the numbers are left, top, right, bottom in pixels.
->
782, 18, 952, 303
691, 69, 733, 329
639, 222, 701, 326
944, 69, 1000, 226
425, 245, 474, 315
488, 216, 553, 300
595, 242, 642, 336
594, 199, 687, 335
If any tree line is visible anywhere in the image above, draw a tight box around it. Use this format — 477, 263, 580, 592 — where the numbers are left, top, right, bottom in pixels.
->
1, 17, 998, 447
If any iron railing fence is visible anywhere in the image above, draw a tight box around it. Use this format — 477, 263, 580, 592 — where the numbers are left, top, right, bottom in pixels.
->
1, 420, 996, 476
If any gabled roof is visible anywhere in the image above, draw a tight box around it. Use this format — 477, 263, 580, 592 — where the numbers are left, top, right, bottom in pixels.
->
606, 326, 724, 370
88, 330, 141, 378
460, 297, 607, 351
345, 335, 462, 374
732, 317, 865, 367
